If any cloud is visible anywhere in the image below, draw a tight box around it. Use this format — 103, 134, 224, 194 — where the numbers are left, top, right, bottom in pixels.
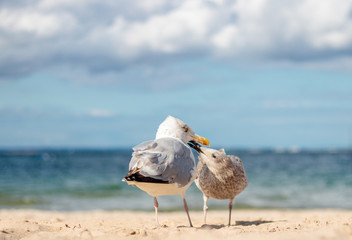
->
1, 0, 352, 81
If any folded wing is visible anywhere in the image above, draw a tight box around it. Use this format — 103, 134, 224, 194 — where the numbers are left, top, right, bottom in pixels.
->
125, 138, 196, 187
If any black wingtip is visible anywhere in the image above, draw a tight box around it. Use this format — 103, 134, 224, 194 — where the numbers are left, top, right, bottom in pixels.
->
123, 172, 169, 184
188, 140, 203, 153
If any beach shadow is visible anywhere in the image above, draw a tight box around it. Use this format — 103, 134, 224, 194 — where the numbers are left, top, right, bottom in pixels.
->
177, 225, 194, 229
198, 224, 226, 229
235, 220, 284, 226
180, 219, 285, 229
197, 220, 280, 229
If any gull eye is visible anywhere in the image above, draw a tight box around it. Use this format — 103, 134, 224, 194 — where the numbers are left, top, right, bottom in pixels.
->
183, 126, 189, 133
212, 153, 216, 158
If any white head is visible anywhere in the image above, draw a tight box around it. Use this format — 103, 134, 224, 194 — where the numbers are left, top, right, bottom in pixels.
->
155, 116, 209, 145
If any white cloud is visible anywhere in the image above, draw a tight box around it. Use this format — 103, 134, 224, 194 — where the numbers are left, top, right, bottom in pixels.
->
103, 1, 216, 57
0, 8, 77, 37
38, 0, 91, 9
1, 0, 352, 80
212, 25, 241, 50
289, 0, 352, 50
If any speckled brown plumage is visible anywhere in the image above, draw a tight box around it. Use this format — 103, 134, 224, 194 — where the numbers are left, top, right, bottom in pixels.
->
195, 147, 248, 226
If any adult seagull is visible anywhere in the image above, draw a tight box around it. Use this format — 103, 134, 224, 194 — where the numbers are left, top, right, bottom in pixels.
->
123, 116, 209, 227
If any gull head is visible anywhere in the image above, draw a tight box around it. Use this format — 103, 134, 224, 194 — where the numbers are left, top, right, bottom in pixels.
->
199, 147, 245, 169
199, 147, 227, 163
155, 115, 210, 146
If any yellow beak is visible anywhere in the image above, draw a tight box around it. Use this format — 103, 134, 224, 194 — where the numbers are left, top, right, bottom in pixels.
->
193, 135, 210, 146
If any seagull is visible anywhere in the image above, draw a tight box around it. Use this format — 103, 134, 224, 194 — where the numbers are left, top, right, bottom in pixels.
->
194, 147, 248, 226
123, 116, 209, 227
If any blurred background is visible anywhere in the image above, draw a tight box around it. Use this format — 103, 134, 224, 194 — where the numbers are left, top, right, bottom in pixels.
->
0, 0, 351, 211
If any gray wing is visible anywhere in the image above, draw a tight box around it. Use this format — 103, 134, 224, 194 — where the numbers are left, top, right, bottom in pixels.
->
128, 140, 157, 170
128, 138, 196, 187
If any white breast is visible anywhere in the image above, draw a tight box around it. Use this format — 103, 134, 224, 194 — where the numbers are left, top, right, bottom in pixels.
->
126, 181, 193, 197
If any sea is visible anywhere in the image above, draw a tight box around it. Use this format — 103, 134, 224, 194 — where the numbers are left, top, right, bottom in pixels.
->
0, 148, 351, 211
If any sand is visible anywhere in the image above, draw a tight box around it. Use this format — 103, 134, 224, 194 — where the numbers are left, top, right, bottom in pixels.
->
0, 209, 351, 240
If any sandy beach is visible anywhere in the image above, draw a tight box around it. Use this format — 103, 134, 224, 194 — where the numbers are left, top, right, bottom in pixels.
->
1, 209, 351, 240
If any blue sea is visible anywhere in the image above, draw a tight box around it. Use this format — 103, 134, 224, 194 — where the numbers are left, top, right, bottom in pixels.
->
0, 148, 351, 211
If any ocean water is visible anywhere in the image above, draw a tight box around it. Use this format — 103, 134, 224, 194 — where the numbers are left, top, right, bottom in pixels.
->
0, 148, 351, 211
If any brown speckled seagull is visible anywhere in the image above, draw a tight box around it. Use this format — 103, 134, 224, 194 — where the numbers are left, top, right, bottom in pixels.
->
194, 147, 248, 226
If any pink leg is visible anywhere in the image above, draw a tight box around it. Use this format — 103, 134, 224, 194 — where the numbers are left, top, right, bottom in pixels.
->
228, 198, 234, 226
203, 195, 209, 224
154, 197, 160, 226
182, 197, 193, 227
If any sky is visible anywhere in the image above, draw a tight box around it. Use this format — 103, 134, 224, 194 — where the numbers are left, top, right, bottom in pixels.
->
1, 0, 352, 149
